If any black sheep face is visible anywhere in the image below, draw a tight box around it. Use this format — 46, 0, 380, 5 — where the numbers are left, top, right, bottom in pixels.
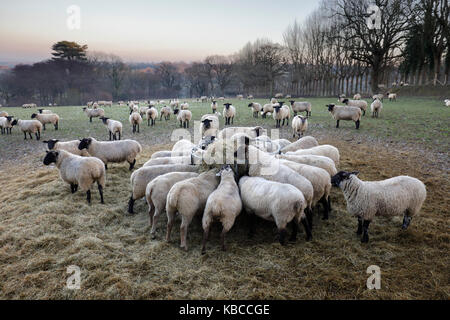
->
279, 101, 285, 106
202, 119, 212, 129
31, 113, 37, 119
342, 98, 349, 104
274, 106, 282, 113
78, 138, 92, 150
331, 171, 359, 187
11, 119, 18, 126
43, 139, 59, 150
43, 150, 59, 165
326, 104, 335, 112
289, 100, 295, 105
38, 109, 43, 114
248, 103, 253, 107
173, 109, 179, 115
100, 117, 109, 124
224, 103, 231, 109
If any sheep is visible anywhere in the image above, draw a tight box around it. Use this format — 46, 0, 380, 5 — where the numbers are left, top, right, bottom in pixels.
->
372, 93, 384, 101
180, 102, 189, 110
236, 94, 244, 100
11, 119, 42, 140
0, 116, 14, 135
129, 103, 139, 115
128, 164, 200, 213
247, 147, 314, 223
143, 155, 192, 167
247, 102, 262, 118
165, 169, 220, 251
271, 139, 291, 149
172, 109, 191, 128
146, 172, 199, 238
275, 93, 284, 98
38, 109, 52, 114
261, 102, 275, 118
247, 95, 254, 99
139, 106, 149, 118
285, 94, 291, 99
201, 166, 242, 253
170, 100, 179, 109
43, 150, 106, 204
223, 103, 236, 125
444, 99, 450, 107
92, 102, 99, 109
78, 137, 142, 170
339, 98, 368, 116
100, 117, 122, 140
326, 104, 361, 129
388, 93, 397, 101
270, 98, 278, 104
279, 159, 332, 222
159, 106, 172, 121
281, 136, 319, 153
218, 126, 266, 140
331, 171, 426, 243
172, 139, 196, 153
291, 115, 308, 138
210, 100, 218, 114
218, 97, 225, 101
83, 107, 105, 122
150, 150, 191, 159
129, 112, 143, 133
277, 154, 337, 176
289, 101, 312, 117
200, 96, 208, 102
273, 102, 290, 127
0, 111, 8, 118
43, 139, 89, 157
200, 114, 220, 137
286, 144, 340, 166
31, 113, 59, 130
239, 176, 312, 245
146, 107, 158, 126
353, 93, 362, 100
370, 98, 383, 118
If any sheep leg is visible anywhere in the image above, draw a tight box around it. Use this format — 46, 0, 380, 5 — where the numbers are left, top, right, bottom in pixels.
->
86, 190, 91, 204
23, 132, 27, 140
109, 131, 112, 141
320, 196, 329, 220
361, 220, 371, 243
231, 117, 233, 124
362, 110, 366, 116
278, 228, 288, 246
36, 131, 40, 140
70, 183, 76, 194
129, 159, 136, 171
180, 216, 193, 251
179, 120, 182, 127
90, 117, 93, 123
147, 119, 150, 126
288, 220, 298, 242
201, 227, 210, 254
55, 122, 58, 130
29, 132, 33, 140
165, 206, 177, 242
187, 120, 189, 128
356, 120, 360, 129
336, 120, 340, 128
43, 124, 46, 131
301, 217, 312, 241
220, 228, 227, 251
150, 208, 161, 239
305, 207, 313, 230
98, 184, 104, 204
356, 217, 363, 235
137, 124, 140, 133
128, 196, 135, 214
118, 132, 121, 140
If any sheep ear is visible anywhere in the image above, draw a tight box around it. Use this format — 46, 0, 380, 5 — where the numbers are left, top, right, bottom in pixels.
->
351, 171, 359, 176
43, 140, 48, 143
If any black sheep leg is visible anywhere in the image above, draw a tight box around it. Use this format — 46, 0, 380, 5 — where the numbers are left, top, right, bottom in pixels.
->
128, 195, 135, 214
301, 217, 312, 241
129, 159, 136, 171
98, 183, 104, 204
288, 219, 298, 242
361, 220, 371, 243
86, 190, 91, 204
356, 216, 363, 235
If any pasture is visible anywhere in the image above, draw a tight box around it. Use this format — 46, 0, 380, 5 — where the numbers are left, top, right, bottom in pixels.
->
0, 97, 448, 299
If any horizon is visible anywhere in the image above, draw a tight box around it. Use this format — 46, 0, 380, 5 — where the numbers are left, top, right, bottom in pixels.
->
0, 0, 319, 65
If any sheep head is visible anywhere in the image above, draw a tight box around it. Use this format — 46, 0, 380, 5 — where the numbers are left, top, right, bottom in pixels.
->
331, 171, 359, 187
43, 150, 59, 165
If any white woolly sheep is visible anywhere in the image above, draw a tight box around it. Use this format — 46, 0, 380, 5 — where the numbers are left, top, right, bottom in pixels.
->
43, 139, 90, 157
0, 111, 8, 118
31, 112, 59, 130
223, 103, 236, 125
211, 100, 218, 114
43, 150, 106, 204
180, 102, 189, 110
236, 94, 244, 100
248, 102, 262, 118
0, 116, 14, 135
200, 114, 219, 137
273, 102, 290, 128
388, 93, 397, 101
281, 136, 319, 153
291, 115, 308, 138
83, 107, 105, 122
201, 166, 242, 253
100, 117, 122, 140
165, 169, 220, 250
339, 98, 368, 116
239, 176, 311, 245
78, 137, 142, 170
218, 126, 266, 140
270, 98, 278, 104
286, 144, 340, 166
174, 109, 192, 128
146, 171, 199, 238
289, 101, 312, 117
38, 109, 52, 114
129, 111, 143, 133
172, 139, 196, 153
11, 119, 42, 140
146, 107, 158, 126
128, 164, 200, 213
275, 93, 284, 98
353, 93, 362, 100
326, 104, 361, 129
277, 154, 337, 177
331, 171, 426, 243
159, 106, 172, 120
370, 98, 383, 118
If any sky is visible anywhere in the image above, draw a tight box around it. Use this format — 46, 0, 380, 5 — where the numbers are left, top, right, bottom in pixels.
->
0, 0, 319, 64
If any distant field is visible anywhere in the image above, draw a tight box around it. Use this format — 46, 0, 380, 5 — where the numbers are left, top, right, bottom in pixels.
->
0, 96, 448, 299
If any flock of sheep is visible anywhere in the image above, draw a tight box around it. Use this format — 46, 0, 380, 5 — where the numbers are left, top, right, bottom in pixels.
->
1, 94, 429, 252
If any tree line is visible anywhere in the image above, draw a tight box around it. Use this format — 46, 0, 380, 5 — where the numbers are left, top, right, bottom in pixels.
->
0, 0, 448, 106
